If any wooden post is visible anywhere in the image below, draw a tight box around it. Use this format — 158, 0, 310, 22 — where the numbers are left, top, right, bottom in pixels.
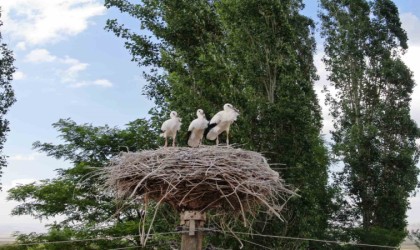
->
180, 211, 206, 250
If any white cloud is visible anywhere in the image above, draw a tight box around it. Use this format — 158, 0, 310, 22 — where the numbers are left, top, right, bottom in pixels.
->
9, 153, 41, 161
60, 57, 89, 83
69, 82, 89, 88
2, 0, 106, 45
20, 51, 111, 87
93, 79, 113, 87
24, 49, 57, 63
60, 56, 81, 65
57, 56, 112, 88
13, 71, 26, 80
15, 42, 27, 51
70, 79, 113, 88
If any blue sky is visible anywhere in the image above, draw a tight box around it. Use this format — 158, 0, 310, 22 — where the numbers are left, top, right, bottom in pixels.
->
0, 0, 419, 239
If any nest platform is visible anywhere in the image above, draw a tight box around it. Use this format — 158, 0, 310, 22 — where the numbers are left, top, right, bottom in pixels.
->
103, 146, 294, 218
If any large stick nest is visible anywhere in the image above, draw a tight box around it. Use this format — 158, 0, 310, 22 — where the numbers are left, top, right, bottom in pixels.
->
103, 146, 295, 218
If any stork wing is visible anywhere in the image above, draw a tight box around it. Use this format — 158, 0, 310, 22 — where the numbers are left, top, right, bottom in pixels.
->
188, 118, 198, 131
161, 119, 169, 131
209, 111, 223, 125
188, 129, 204, 147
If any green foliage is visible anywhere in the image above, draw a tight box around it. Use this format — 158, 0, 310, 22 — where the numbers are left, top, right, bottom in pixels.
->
10, 225, 104, 250
352, 227, 407, 247
105, 0, 331, 248
0, 219, 178, 249
320, 0, 420, 246
0, 8, 17, 190
6, 118, 170, 249
409, 229, 420, 248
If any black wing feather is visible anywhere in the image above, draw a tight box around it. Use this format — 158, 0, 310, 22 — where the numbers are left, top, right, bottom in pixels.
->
204, 122, 216, 138
185, 130, 192, 145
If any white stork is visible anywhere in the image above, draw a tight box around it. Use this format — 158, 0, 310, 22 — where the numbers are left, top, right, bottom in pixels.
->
205, 103, 239, 145
160, 111, 182, 147
187, 109, 209, 148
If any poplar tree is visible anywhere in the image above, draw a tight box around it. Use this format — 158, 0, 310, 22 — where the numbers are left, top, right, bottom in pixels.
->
0, 8, 16, 190
320, 0, 419, 246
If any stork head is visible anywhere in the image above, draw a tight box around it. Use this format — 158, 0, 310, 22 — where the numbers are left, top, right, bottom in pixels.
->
196, 109, 205, 117
170, 111, 178, 118
224, 103, 240, 114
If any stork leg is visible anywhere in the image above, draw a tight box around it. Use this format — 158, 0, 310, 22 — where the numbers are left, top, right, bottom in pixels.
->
226, 131, 229, 146
172, 134, 176, 147
226, 126, 231, 146
164, 137, 168, 147
216, 136, 219, 146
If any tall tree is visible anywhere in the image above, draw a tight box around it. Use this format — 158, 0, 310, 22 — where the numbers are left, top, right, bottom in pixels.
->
320, 0, 420, 246
105, 0, 331, 248
0, 8, 16, 190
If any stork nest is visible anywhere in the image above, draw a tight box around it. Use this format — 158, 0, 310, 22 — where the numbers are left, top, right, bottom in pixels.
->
103, 146, 295, 218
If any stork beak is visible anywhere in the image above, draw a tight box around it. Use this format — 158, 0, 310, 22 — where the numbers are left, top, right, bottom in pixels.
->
234, 107, 240, 114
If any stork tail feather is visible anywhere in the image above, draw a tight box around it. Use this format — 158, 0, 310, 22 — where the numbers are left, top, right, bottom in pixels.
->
188, 138, 200, 148
204, 123, 217, 139
206, 128, 219, 140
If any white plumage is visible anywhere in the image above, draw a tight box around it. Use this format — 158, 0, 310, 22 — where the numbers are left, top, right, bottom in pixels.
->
187, 109, 209, 148
160, 111, 182, 147
206, 103, 239, 145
